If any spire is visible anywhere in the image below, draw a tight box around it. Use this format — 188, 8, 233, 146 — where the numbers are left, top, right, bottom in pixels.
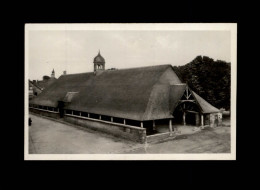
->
51, 68, 55, 78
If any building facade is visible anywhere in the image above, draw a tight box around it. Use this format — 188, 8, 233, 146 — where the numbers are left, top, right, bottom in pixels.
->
29, 52, 222, 143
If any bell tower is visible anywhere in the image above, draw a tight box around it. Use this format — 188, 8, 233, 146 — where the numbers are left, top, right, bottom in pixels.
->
93, 50, 105, 72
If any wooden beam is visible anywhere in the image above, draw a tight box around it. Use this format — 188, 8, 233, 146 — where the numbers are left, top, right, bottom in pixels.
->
183, 112, 186, 126
153, 120, 156, 130
179, 100, 195, 103
186, 110, 199, 114
187, 92, 192, 99
169, 119, 173, 136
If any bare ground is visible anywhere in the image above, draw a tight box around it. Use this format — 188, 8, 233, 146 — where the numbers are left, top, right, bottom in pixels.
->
28, 114, 230, 154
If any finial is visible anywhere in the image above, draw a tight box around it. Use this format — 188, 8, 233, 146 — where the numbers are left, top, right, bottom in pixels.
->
98, 49, 100, 55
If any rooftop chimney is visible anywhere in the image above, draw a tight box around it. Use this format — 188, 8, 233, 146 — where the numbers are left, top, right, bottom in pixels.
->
63, 70, 67, 75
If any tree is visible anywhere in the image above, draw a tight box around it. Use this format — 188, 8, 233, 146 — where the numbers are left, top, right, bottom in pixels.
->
172, 56, 231, 110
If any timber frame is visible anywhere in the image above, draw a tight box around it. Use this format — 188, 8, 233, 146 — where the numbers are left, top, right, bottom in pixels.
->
174, 86, 204, 126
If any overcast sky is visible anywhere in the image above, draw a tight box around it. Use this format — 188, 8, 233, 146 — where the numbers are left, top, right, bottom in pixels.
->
28, 30, 230, 80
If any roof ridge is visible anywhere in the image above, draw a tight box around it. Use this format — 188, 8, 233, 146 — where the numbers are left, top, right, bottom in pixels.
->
114, 64, 171, 71
59, 64, 172, 77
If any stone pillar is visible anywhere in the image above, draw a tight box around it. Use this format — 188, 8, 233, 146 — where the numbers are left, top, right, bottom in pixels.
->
183, 112, 186, 126
111, 117, 113, 122
169, 119, 173, 136
141, 122, 143, 128
201, 114, 204, 126
153, 120, 156, 130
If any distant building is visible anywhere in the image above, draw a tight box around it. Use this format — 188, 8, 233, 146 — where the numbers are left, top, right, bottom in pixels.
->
30, 51, 222, 143
29, 80, 42, 100
32, 69, 57, 91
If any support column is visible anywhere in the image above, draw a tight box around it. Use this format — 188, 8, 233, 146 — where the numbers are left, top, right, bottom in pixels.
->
183, 112, 186, 126
141, 122, 143, 128
88, 113, 90, 118
153, 120, 156, 130
169, 119, 173, 136
99, 115, 101, 120
195, 113, 200, 126
72, 110, 74, 115
111, 117, 113, 122
123, 119, 126, 125
201, 114, 204, 126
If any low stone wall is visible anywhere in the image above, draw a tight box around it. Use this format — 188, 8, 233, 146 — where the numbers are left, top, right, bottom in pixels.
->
146, 132, 175, 143
29, 108, 60, 119
64, 114, 146, 143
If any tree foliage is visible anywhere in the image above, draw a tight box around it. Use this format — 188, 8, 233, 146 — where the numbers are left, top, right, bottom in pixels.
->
173, 56, 231, 110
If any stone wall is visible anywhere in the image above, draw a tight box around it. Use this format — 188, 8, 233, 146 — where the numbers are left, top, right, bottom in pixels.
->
64, 114, 147, 143
209, 113, 222, 127
146, 132, 175, 143
29, 108, 59, 119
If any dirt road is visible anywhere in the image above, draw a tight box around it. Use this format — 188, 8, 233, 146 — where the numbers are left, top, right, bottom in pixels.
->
28, 114, 230, 154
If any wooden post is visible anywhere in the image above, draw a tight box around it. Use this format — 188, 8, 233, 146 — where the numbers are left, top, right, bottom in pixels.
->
183, 112, 186, 126
124, 119, 126, 125
153, 120, 156, 130
201, 114, 204, 126
99, 115, 101, 120
141, 122, 143, 128
88, 113, 90, 117
72, 110, 74, 115
111, 117, 113, 122
169, 119, 173, 136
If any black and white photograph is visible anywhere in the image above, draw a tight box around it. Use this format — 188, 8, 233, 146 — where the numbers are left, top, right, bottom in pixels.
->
24, 23, 237, 160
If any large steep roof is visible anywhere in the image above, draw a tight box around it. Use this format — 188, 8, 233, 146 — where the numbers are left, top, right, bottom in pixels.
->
30, 64, 219, 121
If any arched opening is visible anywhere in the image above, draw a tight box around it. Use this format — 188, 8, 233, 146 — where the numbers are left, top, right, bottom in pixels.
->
173, 101, 201, 126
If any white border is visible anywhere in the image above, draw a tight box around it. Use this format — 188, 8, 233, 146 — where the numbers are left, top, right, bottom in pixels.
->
24, 23, 237, 160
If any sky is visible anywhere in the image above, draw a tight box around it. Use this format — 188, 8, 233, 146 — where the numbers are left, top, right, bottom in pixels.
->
28, 30, 230, 80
